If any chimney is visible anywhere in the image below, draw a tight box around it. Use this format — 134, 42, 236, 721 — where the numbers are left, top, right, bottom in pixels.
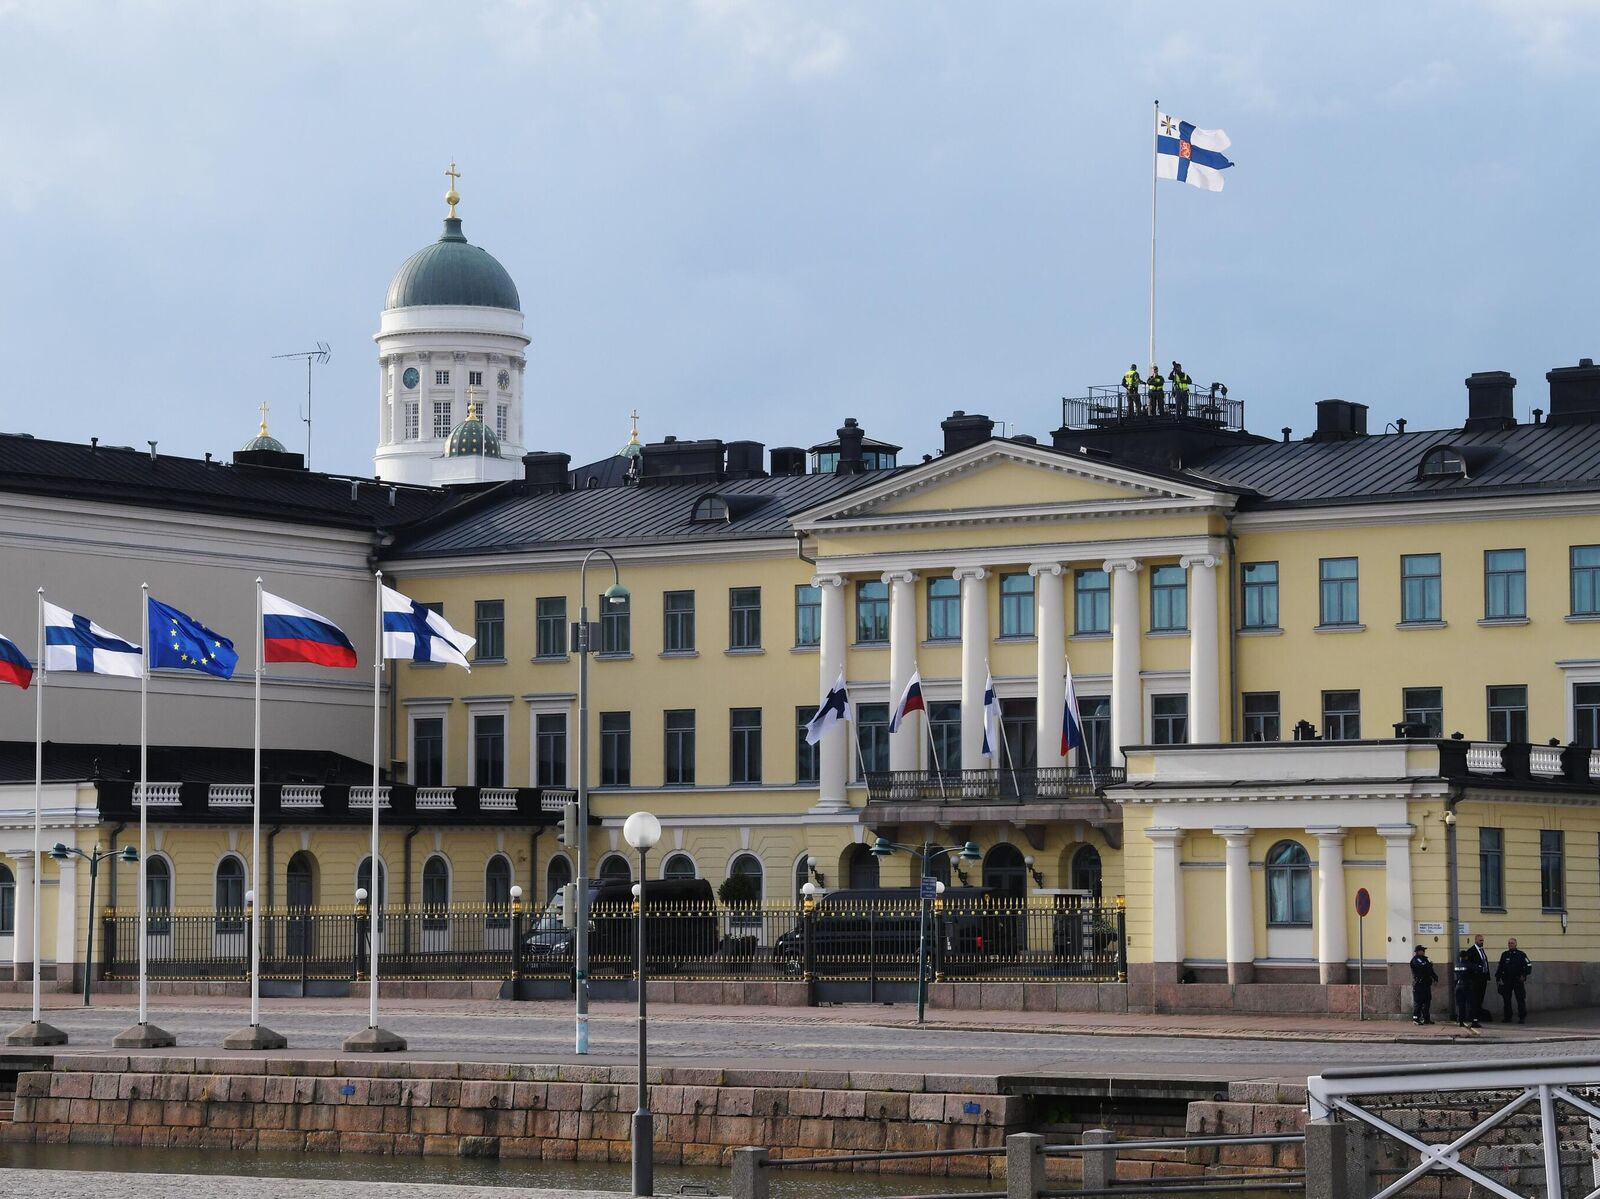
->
836, 418, 865, 474
641, 436, 726, 484
1546, 358, 1600, 426
941, 410, 995, 455
521, 450, 572, 493
1311, 399, 1368, 442
1464, 371, 1517, 432
769, 446, 805, 476
724, 440, 766, 479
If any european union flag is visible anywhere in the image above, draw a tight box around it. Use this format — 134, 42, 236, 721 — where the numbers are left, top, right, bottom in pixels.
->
147, 597, 239, 679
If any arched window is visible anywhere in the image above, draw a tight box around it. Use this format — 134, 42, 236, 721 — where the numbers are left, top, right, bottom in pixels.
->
843, 842, 879, 889
215, 856, 246, 910
546, 854, 572, 903
1265, 840, 1312, 926
662, 853, 696, 881
0, 863, 13, 935
422, 855, 451, 907
982, 843, 1027, 900
599, 854, 632, 884
793, 855, 810, 903
691, 495, 729, 523
1419, 447, 1467, 479
1071, 845, 1103, 900
357, 856, 387, 908
145, 856, 172, 911
485, 855, 513, 906
286, 851, 316, 909
727, 853, 763, 902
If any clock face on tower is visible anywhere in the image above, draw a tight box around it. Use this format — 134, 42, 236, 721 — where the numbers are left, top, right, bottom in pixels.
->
497, 369, 510, 390
402, 367, 420, 389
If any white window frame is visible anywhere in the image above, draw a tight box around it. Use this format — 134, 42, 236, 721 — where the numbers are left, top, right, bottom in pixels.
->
1142, 676, 1191, 745
526, 699, 574, 789
464, 699, 511, 787
1558, 659, 1600, 744
406, 703, 450, 786
660, 851, 698, 881
420, 852, 453, 907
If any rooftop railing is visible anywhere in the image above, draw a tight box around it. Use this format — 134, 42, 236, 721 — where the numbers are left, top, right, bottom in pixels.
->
1061, 384, 1244, 432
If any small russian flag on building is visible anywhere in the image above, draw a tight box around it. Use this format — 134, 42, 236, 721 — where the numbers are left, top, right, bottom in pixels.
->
0, 634, 33, 690
262, 592, 358, 668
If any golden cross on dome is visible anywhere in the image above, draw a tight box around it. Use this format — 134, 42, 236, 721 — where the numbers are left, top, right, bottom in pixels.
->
627, 408, 641, 446
258, 400, 270, 437
444, 161, 462, 218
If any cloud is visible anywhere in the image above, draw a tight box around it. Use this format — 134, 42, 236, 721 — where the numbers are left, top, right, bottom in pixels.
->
1385, 59, 1458, 105
1481, 0, 1600, 73
691, 0, 852, 82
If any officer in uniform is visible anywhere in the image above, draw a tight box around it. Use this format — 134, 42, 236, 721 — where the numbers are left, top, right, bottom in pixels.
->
1170, 361, 1191, 416
1122, 364, 1143, 414
1409, 944, 1437, 1025
1495, 936, 1532, 1023
1145, 366, 1166, 416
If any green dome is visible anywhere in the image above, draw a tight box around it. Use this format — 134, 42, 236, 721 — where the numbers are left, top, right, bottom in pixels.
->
444, 405, 501, 459
384, 218, 521, 312
242, 432, 287, 454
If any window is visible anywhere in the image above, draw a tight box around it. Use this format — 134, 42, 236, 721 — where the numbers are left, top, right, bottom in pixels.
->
664, 591, 696, 653
600, 598, 630, 655
730, 708, 762, 784
1243, 692, 1280, 742
1001, 698, 1037, 769
927, 577, 960, 641
475, 600, 505, 661
1576, 684, 1600, 747
535, 597, 567, 658
435, 369, 450, 386
1241, 563, 1278, 629
1479, 827, 1504, 910
412, 716, 444, 786
546, 854, 572, 903
1400, 554, 1442, 624
468, 370, 483, 387
844, 842, 880, 889
729, 853, 763, 906
535, 713, 567, 787
1420, 446, 1466, 478
794, 585, 821, 647
599, 855, 632, 884
432, 400, 453, 438
357, 857, 387, 908
600, 712, 631, 786
1484, 549, 1526, 619
1322, 690, 1361, 740
215, 857, 246, 933
1487, 685, 1528, 743
929, 701, 961, 772
145, 856, 172, 914
664, 710, 695, 785
1075, 570, 1110, 634
496, 405, 508, 440
662, 854, 696, 881
1150, 565, 1188, 632
692, 496, 728, 523
404, 402, 419, 441
1541, 829, 1565, 911
1265, 841, 1312, 926
729, 587, 761, 650
1152, 694, 1187, 745
485, 856, 513, 907
422, 856, 450, 907
856, 580, 889, 643
1078, 696, 1110, 767
999, 574, 1035, 638
0, 864, 10, 935
1402, 687, 1443, 738
1319, 558, 1360, 626
1071, 846, 1103, 899
795, 706, 819, 784
473, 713, 506, 787
1572, 546, 1600, 615
855, 703, 890, 778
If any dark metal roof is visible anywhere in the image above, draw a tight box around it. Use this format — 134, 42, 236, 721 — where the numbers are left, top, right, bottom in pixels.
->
0, 433, 459, 531
388, 469, 890, 558
0, 741, 374, 786
384, 218, 520, 312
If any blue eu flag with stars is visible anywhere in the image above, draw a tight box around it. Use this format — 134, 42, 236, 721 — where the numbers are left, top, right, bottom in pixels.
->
147, 597, 239, 679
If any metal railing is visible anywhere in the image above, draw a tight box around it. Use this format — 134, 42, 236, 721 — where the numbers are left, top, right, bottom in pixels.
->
866, 766, 1120, 804
1062, 385, 1244, 431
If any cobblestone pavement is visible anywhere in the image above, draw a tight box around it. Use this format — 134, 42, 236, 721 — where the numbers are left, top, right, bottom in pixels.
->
0, 1168, 610, 1198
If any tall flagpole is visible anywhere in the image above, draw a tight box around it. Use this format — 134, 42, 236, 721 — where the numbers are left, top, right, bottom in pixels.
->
1149, 98, 1159, 373
138, 582, 149, 1029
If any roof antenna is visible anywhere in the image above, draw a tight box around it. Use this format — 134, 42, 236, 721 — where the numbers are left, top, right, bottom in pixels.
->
273, 342, 331, 468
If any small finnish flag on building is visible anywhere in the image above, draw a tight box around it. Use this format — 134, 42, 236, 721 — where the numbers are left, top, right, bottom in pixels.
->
42, 600, 143, 677
1156, 111, 1234, 192
380, 585, 475, 670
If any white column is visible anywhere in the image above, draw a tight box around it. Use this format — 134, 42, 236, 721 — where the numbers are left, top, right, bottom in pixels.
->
1181, 554, 1221, 743
11, 853, 34, 982
1378, 824, 1416, 981
1146, 827, 1186, 977
1105, 559, 1143, 765
1215, 827, 1255, 984
452, 351, 467, 426
1309, 826, 1348, 985
884, 571, 919, 771
815, 574, 849, 811
54, 853, 77, 980
1031, 564, 1067, 770
955, 567, 989, 771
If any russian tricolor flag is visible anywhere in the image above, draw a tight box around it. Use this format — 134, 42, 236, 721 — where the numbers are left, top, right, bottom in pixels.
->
889, 669, 926, 733
0, 634, 33, 690
262, 592, 357, 668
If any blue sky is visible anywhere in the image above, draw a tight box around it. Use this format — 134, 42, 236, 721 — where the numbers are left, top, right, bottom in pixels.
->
2, 1, 1596, 475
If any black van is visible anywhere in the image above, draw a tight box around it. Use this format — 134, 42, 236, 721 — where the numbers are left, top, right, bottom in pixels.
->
771, 887, 1012, 975
584, 877, 719, 970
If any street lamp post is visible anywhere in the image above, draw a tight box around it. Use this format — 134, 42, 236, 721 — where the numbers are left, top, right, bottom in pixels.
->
870, 838, 981, 1024
623, 810, 661, 1197
49, 841, 138, 1007
575, 548, 630, 1056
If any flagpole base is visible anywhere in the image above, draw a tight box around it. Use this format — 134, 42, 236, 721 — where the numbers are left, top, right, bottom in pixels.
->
223, 1024, 287, 1051
342, 1025, 406, 1053
113, 1021, 176, 1049
6, 1020, 67, 1047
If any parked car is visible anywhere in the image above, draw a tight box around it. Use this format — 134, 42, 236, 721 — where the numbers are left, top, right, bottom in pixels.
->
771, 887, 1013, 974
524, 878, 718, 966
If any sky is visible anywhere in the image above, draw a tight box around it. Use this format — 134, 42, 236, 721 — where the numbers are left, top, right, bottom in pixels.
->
2, 1, 1598, 477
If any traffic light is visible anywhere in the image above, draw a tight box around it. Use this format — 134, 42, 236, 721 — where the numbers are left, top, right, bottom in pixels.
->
557, 801, 578, 846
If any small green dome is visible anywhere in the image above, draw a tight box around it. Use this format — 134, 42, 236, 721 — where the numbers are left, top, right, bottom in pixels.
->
384, 218, 521, 312
243, 432, 287, 454
444, 404, 501, 459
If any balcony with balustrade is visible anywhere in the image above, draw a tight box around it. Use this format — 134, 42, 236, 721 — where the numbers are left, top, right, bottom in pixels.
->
863, 765, 1123, 834
102, 779, 557, 826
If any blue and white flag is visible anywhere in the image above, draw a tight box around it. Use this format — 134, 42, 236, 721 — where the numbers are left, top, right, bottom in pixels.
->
380, 585, 475, 670
980, 669, 1003, 759
1156, 111, 1234, 192
42, 600, 142, 677
805, 670, 851, 746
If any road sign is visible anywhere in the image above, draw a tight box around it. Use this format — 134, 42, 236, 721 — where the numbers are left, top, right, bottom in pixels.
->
1354, 888, 1371, 918
920, 877, 938, 900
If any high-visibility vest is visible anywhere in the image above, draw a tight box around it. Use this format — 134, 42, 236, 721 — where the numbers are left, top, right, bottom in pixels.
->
1147, 373, 1165, 392
1122, 370, 1140, 389
1173, 371, 1190, 392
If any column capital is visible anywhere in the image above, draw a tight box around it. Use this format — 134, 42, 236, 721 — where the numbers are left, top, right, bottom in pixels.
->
812, 573, 845, 590
881, 570, 916, 585
1179, 553, 1221, 571
378, 355, 393, 367
1307, 825, 1346, 847
1213, 826, 1253, 846
1144, 826, 1186, 847
1103, 557, 1141, 575
1376, 823, 1417, 844
952, 566, 988, 582
417, 350, 432, 362
452, 351, 468, 362
1028, 562, 1065, 578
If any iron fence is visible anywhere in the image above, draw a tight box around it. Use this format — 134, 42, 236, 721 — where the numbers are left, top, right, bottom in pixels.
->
1062, 385, 1244, 430
101, 895, 1126, 985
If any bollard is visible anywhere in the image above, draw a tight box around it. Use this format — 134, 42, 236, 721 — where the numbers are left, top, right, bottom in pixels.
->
1081, 1128, 1117, 1192
1006, 1132, 1045, 1199
730, 1146, 769, 1199
1305, 1120, 1350, 1199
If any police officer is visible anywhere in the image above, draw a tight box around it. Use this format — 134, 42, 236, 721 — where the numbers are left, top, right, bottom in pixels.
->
1145, 365, 1166, 415
1409, 944, 1437, 1025
1170, 361, 1191, 416
1495, 937, 1532, 1024
1122, 364, 1143, 414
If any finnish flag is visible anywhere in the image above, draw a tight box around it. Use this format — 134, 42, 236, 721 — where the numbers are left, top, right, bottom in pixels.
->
380, 585, 475, 670
1156, 112, 1234, 192
42, 600, 143, 677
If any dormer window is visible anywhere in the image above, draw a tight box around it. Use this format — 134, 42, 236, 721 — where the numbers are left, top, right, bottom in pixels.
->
1419, 446, 1467, 479
692, 495, 729, 523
